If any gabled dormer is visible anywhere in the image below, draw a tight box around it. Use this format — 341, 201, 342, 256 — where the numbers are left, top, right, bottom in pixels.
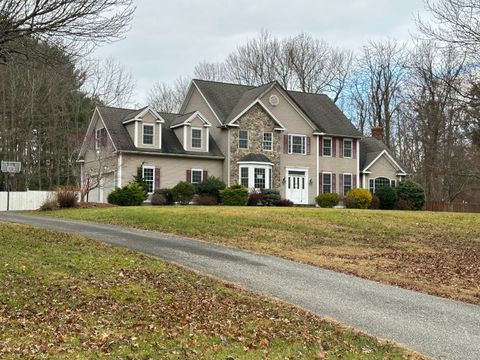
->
170, 111, 212, 152
122, 106, 165, 149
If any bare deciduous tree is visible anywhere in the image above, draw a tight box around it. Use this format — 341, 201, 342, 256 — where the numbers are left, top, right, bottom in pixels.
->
81, 57, 135, 107
193, 61, 227, 82
0, 0, 135, 61
353, 40, 408, 148
146, 77, 190, 113
402, 41, 467, 201
224, 30, 280, 86
417, 0, 480, 59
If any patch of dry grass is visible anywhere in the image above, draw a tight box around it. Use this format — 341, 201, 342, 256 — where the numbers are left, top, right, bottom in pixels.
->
37, 206, 480, 304
0, 222, 421, 359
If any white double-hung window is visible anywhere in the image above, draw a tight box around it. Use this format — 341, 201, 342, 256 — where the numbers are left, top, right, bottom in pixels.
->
262, 132, 273, 151
191, 128, 202, 148
323, 172, 332, 193
191, 169, 203, 184
238, 164, 272, 190
343, 173, 352, 195
143, 124, 154, 145
142, 166, 154, 193
239, 130, 249, 149
288, 135, 306, 155
343, 139, 352, 158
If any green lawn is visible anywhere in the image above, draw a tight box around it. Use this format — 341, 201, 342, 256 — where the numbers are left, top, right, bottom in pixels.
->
36, 206, 480, 304
0, 222, 421, 359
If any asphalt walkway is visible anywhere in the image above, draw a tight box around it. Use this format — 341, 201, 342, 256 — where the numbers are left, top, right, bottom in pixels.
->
0, 212, 478, 359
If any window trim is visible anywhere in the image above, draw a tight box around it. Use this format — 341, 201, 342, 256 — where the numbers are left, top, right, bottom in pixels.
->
343, 138, 352, 158
191, 168, 204, 184
190, 169, 203, 185
142, 165, 155, 194
238, 164, 272, 190
239, 129, 249, 149
262, 132, 273, 151
142, 124, 154, 145
240, 167, 249, 188
191, 127, 202, 149
288, 134, 307, 155
343, 173, 352, 195
323, 137, 332, 157
95, 128, 106, 149
322, 171, 332, 193
370, 176, 394, 193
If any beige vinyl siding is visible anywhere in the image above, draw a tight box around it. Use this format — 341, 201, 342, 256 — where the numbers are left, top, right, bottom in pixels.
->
173, 127, 184, 149
363, 154, 400, 189
119, 154, 223, 190
183, 87, 219, 125
138, 112, 160, 149
319, 137, 358, 195
83, 113, 116, 173
185, 116, 208, 152
260, 88, 318, 204
182, 87, 229, 184
125, 122, 135, 142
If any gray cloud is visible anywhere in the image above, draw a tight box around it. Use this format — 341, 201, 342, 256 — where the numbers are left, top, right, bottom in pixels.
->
94, 0, 428, 105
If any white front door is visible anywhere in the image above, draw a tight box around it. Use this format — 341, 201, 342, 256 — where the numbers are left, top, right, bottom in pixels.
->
287, 170, 307, 204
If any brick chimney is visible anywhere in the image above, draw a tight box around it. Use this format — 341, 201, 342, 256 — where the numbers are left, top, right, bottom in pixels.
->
371, 127, 384, 142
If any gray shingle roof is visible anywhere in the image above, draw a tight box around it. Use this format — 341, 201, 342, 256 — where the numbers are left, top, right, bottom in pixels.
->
286, 91, 361, 137
97, 106, 224, 159
193, 79, 361, 137
97, 106, 137, 150
169, 111, 196, 127
193, 80, 255, 123
360, 137, 405, 172
238, 153, 273, 163
225, 82, 274, 123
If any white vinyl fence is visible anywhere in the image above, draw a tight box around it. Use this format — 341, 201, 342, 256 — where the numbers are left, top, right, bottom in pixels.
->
0, 191, 55, 211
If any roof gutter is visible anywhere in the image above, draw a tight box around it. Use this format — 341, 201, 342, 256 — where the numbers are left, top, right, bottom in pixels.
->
118, 150, 224, 160
312, 131, 362, 139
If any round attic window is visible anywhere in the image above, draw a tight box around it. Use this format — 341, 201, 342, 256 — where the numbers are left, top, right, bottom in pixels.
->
269, 94, 279, 106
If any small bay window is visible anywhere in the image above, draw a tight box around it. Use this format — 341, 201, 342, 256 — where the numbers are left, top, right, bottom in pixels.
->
238, 164, 272, 190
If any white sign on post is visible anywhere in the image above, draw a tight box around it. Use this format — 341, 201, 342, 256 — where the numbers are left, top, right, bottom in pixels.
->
1, 161, 21, 174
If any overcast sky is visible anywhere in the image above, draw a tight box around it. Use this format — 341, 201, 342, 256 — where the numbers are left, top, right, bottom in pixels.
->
94, 0, 429, 105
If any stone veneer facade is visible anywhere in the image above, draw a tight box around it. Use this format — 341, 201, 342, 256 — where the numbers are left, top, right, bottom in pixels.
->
229, 104, 282, 189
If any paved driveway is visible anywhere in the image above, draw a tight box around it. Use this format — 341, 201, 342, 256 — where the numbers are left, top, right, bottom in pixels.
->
0, 212, 479, 359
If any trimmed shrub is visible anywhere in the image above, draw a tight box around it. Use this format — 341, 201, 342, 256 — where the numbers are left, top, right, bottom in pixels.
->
261, 189, 281, 206
107, 183, 145, 206
39, 196, 59, 211
194, 194, 218, 205
133, 166, 149, 200
247, 191, 264, 206
195, 176, 226, 200
277, 199, 294, 207
172, 181, 195, 205
55, 186, 78, 208
345, 188, 372, 209
375, 186, 397, 210
394, 198, 414, 210
370, 195, 380, 209
395, 180, 425, 210
220, 184, 249, 206
155, 188, 174, 205
315, 192, 340, 208
151, 193, 167, 206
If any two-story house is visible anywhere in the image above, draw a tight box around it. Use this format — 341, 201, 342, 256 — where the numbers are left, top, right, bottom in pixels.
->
79, 79, 407, 205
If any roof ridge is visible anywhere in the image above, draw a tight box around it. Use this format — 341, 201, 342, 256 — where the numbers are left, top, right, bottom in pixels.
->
193, 78, 256, 88
286, 89, 328, 97
97, 104, 138, 111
